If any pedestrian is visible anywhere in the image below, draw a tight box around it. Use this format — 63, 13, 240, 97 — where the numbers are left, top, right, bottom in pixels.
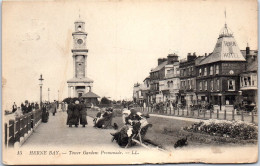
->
35, 102, 39, 109
28, 102, 33, 112
22, 100, 30, 114
79, 100, 87, 127
14, 107, 23, 117
67, 100, 74, 127
42, 103, 49, 123
12, 102, 17, 113
73, 100, 81, 127
21, 102, 24, 112
67, 100, 80, 127
50, 101, 57, 116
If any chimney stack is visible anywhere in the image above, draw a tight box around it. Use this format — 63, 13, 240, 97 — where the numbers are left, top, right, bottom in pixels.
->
167, 53, 179, 64
187, 52, 197, 62
246, 43, 250, 55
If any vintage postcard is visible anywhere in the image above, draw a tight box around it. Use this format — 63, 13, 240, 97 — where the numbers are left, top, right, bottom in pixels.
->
2, 0, 258, 165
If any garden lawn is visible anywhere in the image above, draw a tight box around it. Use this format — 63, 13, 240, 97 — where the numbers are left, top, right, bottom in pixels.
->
86, 109, 257, 149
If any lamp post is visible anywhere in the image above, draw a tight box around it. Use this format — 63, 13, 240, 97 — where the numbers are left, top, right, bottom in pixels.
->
39, 74, 44, 108
58, 90, 59, 102
48, 88, 50, 102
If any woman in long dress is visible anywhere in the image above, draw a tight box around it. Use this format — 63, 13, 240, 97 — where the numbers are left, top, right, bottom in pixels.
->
42, 103, 49, 123
67, 101, 74, 127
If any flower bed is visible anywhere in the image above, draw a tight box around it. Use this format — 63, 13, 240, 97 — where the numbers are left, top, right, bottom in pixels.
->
183, 120, 258, 140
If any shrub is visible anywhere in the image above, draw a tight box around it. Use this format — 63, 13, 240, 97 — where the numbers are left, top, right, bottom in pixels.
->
101, 97, 111, 105
183, 120, 258, 140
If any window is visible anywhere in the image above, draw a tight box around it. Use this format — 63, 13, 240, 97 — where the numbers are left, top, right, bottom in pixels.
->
210, 66, 213, 75
210, 80, 213, 91
244, 77, 248, 86
228, 79, 235, 91
199, 68, 202, 76
199, 81, 202, 90
204, 68, 207, 76
204, 81, 207, 90
248, 77, 251, 86
187, 79, 190, 89
216, 79, 220, 91
191, 79, 193, 89
216, 65, 219, 74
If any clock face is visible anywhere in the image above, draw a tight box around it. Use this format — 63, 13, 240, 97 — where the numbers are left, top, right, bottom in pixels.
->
77, 39, 83, 44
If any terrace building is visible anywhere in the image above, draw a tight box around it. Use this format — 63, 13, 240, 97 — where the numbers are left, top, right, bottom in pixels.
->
240, 45, 258, 105
179, 53, 205, 107
149, 58, 168, 103
196, 23, 247, 111
159, 54, 180, 103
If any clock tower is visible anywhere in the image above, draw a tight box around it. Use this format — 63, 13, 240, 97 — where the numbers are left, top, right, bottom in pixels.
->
67, 19, 93, 98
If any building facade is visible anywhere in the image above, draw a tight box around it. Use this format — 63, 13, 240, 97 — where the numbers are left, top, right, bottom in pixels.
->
179, 53, 199, 107
150, 59, 168, 103
196, 24, 247, 111
133, 25, 257, 111
159, 54, 180, 103
240, 46, 258, 105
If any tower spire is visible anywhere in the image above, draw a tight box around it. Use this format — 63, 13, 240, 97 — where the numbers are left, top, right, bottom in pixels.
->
224, 8, 227, 28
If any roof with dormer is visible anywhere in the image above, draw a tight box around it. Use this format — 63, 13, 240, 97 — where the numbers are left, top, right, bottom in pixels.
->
198, 24, 246, 66
67, 77, 93, 83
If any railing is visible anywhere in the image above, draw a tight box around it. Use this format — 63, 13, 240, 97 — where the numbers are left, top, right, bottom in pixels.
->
133, 106, 258, 124
4, 109, 42, 148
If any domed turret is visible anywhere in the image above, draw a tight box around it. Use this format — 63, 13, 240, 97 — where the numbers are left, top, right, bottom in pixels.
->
219, 23, 233, 38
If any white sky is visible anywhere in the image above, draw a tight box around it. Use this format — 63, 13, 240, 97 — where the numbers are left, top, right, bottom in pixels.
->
2, 0, 257, 109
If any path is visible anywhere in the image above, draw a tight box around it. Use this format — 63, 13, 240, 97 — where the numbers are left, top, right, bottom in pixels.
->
21, 110, 147, 150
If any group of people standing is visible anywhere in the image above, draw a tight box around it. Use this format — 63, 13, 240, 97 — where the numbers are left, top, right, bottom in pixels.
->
67, 100, 88, 127
12, 100, 40, 115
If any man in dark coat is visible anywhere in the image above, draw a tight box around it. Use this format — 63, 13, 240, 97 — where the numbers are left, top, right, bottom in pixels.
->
79, 101, 87, 127
35, 102, 39, 110
67, 101, 74, 127
12, 102, 17, 113
22, 100, 30, 114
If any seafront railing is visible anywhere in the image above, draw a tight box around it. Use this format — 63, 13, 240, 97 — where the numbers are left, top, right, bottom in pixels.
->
4, 109, 42, 148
